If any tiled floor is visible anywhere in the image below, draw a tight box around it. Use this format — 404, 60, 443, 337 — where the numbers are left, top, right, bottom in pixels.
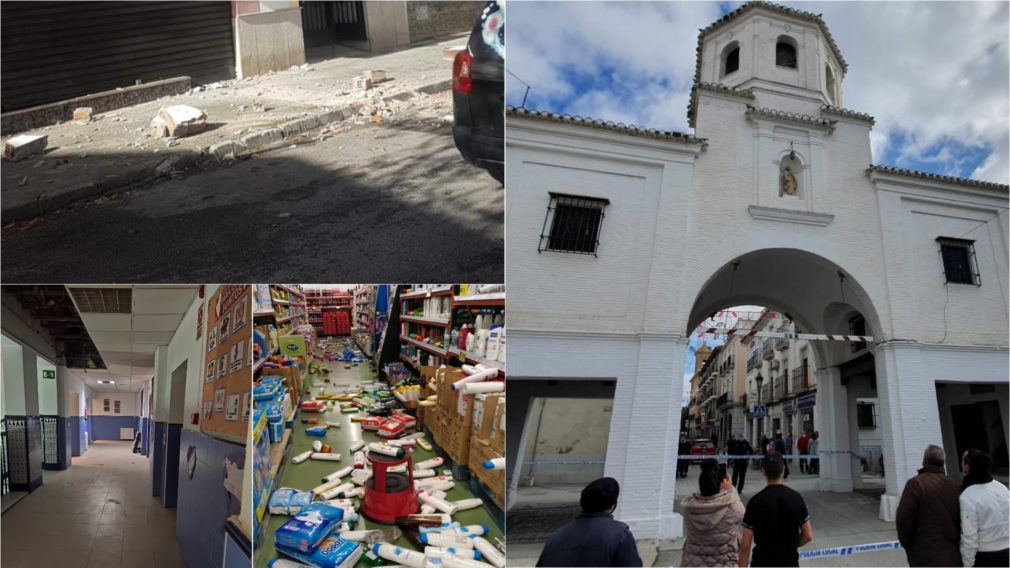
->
0, 441, 185, 568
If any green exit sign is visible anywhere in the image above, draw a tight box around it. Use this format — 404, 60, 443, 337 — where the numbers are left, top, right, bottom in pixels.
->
42, 369, 55, 379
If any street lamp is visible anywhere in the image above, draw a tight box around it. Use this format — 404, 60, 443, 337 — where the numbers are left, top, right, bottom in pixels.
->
755, 373, 764, 443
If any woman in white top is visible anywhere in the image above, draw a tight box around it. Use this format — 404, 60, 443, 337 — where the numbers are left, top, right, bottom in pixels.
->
959, 450, 1010, 567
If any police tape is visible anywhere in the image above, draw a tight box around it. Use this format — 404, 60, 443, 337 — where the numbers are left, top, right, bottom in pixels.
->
676, 451, 857, 460
798, 540, 902, 560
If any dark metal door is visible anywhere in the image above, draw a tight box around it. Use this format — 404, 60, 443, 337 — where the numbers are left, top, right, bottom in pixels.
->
41, 415, 60, 470
301, 1, 367, 47
1, 419, 10, 496
1, 1, 235, 112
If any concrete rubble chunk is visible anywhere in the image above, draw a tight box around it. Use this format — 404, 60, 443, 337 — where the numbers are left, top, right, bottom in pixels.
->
157, 105, 207, 137
73, 107, 94, 124
369, 70, 387, 83
353, 76, 372, 93
150, 115, 169, 138
4, 134, 48, 161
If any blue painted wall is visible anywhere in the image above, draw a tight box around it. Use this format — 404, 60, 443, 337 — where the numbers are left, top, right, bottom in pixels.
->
84, 417, 92, 446
152, 421, 166, 497
139, 417, 150, 455
58, 417, 70, 469
162, 424, 182, 507
91, 415, 139, 441
176, 429, 246, 568
69, 418, 82, 457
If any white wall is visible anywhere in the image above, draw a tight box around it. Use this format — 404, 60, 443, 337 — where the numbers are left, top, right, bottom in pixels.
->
154, 284, 213, 429
2, 334, 25, 416
92, 394, 138, 416
63, 369, 94, 417
37, 356, 58, 415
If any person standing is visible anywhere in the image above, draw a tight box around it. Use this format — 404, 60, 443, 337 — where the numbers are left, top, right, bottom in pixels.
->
808, 431, 819, 475
678, 435, 692, 479
961, 448, 985, 492
797, 432, 810, 473
732, 435, 752, 495
737, 452, 813, 567
536, 477, 643, 567
681, 459, 745, 567
773, 431, 790, 479
785, 432, 793, 466
958, 450, 1009, 567
895, 445, 962, 567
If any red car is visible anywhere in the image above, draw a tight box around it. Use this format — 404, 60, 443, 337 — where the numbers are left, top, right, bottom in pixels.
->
690, 438, 717, 463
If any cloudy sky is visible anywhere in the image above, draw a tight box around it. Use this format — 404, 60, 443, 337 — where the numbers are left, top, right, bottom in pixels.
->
506, 1, 1009, 184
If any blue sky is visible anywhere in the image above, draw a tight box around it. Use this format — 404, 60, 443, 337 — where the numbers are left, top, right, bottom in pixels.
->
507, 1, 1009, 184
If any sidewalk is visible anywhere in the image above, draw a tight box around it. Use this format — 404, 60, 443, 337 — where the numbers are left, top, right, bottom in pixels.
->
507, 472, 905, 567
1, 36, 466, 223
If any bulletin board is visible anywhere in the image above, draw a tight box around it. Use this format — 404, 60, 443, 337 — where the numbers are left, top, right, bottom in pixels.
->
200, 285, 252, 444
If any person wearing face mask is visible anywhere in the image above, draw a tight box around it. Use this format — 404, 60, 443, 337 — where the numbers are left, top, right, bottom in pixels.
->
536, 477, 643, 567
681, 459, 745, 566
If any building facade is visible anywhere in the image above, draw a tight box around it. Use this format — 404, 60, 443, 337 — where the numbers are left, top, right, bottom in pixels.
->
506, 1, 1008, 539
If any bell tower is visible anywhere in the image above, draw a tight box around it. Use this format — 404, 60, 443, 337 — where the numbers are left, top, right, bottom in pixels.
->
694, 2, 847, 114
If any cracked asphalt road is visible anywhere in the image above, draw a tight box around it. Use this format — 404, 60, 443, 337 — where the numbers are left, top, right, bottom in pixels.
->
1, 94, 503, 283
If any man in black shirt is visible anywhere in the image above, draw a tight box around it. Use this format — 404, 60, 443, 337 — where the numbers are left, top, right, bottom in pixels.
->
738, 452, 813, 567
537, 477, 643, 567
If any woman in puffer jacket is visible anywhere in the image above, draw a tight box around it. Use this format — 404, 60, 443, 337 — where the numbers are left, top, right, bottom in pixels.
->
680, 458, 745, 567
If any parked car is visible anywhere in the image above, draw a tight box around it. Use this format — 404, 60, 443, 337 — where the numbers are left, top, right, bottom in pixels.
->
452, 1, 504, 184
690, 438, 717, 463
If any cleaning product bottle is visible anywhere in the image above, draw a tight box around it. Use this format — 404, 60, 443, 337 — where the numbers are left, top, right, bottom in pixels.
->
471, 537, 505, 568
452, 498, 483, 511
371, 543, 426, 568
458, 325, 470, 350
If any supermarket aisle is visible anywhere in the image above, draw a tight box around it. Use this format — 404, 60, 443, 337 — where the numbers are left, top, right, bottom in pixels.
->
0, 441, 184, 568
255, 354, 504, 566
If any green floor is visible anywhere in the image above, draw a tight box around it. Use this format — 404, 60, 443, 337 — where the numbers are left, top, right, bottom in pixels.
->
255, 356, 504, 567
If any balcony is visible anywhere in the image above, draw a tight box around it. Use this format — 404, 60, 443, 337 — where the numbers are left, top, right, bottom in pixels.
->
791, 365, 809, 391
760, 383, 771, 402
747, 353, 759, 371
773, 376, 786, 400
769, 359, 780, 371
775, 337, 789, 350
763, 341, 774, 360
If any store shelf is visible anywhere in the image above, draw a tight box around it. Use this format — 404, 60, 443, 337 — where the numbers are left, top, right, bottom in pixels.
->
401, 286, 453, 300
453, 292, 505, 307
254, 310, 275, 318
274, 285, 305, 299
271, 299, 292, 305
401, 336, 447, 357
447, 347, 506, 375
269, 428, 292, 481
253, 358, 268, 373
401, 315, 451, 327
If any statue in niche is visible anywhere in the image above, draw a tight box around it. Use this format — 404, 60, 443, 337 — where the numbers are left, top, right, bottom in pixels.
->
781, 165, 798, 195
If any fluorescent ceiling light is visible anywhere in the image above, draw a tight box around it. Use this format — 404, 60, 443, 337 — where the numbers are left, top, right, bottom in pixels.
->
97, 380, 116, 384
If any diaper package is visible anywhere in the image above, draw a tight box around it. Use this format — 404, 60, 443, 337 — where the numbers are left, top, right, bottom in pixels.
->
268, 488, 315, 515
275, 502, 344, 552
276, 536, 363, 568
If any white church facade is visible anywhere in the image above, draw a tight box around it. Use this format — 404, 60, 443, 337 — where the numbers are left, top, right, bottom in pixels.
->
505, 1, 1009, 540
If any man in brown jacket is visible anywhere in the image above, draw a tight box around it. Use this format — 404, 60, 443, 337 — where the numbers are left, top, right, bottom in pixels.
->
896, 445, 962, 566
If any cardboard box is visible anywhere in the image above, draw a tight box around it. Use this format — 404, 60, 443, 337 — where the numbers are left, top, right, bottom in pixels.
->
468, 437, 504, 509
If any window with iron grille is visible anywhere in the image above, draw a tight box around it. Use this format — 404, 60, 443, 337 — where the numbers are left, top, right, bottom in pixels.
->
539, 193, 609, 255
849, 314, 866, 353
937, 237, 980, 286
857, 401, 875, 429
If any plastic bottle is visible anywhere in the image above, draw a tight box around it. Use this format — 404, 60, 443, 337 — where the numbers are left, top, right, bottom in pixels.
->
353, 451, 365, 468
322, 466, 353, 483
368, 442, 405, 458
413, 469, 436, 478
457, 325, 469, 350
417, 490, 458, 514
471, 537, 505, 568
415, 457, 444, 470
310, 452, 341, 461
320, 482, 354, 500
312, 441, 323, 452
415, 475, 453, 488
452, 498, 483, 511
442, 555, 496, 568
425, 546, 482, 560
267, 559, 312, 568
482, 458, 505, 471
313, 478, 343, 495
371, 543, 426, 568
291, 450, 312, 464
419, 532, 473, 548
349, 440, 365, 452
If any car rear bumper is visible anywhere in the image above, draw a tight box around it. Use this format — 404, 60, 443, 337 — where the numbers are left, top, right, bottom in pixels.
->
453, 125, 503, 167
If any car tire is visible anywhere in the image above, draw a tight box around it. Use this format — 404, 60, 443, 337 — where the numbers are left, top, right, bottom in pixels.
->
486, 163, 504, 185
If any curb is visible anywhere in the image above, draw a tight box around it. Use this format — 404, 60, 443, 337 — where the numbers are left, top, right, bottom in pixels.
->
3, 79, 452, 223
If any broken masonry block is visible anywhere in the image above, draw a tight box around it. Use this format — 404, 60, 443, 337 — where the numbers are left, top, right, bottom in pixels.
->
4, 134, 48, 162
73, 107, 94, 124
157, 105, 207, 137
369, 70, 387, 83
353, 76, 372, 93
